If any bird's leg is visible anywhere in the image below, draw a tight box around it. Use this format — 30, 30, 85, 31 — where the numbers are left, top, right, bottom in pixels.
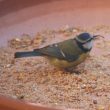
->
62, 68, 81, 74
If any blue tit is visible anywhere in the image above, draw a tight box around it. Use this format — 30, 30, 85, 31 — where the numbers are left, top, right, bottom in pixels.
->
15, 33, 98, 69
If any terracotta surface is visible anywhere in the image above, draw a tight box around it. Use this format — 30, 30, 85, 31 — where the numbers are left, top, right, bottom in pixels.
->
0, 0, 110, 46
0, 0, 110, 110
0, 95, 68, 110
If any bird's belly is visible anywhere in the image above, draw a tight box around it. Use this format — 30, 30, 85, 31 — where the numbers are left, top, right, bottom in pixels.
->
47, 53, 89, 68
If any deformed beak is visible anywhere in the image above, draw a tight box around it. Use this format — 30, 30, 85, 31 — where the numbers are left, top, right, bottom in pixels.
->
93, 35, 104, 40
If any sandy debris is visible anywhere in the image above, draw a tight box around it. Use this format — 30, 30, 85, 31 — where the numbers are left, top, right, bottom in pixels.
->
0, 25, 110, 110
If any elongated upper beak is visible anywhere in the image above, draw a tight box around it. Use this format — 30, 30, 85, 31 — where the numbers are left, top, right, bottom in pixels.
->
93, 35, 104, 40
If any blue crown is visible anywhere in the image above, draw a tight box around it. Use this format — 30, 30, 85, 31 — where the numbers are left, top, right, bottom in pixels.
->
76, 33, 93, 43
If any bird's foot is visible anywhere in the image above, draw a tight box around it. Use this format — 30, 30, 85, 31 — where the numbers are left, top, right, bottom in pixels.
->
62, 68, 81, 74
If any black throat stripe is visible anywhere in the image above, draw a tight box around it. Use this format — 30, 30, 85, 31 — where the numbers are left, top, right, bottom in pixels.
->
75, 39, 92, 53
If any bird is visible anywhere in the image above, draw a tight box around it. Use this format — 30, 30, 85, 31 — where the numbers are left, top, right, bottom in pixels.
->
14, 32, 98, 69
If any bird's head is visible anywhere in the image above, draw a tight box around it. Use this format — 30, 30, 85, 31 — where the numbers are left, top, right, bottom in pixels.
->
75, 32, 100, 52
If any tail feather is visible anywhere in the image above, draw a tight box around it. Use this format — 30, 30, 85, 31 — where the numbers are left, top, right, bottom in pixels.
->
15, 50, 43, 58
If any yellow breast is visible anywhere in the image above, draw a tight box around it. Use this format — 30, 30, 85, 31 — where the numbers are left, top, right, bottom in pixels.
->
47, 53, 89, 68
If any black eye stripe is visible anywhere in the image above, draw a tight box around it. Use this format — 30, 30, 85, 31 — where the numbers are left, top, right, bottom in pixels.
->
75, 36, 93, 44
81, 38, 93, 44
87, 38, 93, 42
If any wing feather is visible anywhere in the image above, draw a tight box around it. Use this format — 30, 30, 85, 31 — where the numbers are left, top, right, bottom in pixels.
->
34, 39, 82, 62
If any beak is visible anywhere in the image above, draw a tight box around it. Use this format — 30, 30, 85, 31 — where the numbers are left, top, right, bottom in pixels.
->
93, 35, 104, 40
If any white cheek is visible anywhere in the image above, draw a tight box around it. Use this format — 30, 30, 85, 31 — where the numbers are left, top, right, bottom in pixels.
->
83, 41, 93, 49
